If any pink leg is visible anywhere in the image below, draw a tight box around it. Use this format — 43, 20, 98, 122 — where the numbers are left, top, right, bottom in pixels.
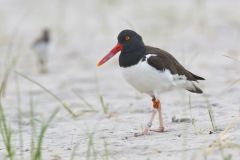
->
150, 102, 164, 132
134, 97, 164, 137
134, 108, 157, 137
150, 98, 164, 132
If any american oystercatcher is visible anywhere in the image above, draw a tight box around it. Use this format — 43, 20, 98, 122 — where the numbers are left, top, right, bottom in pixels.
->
97, 30, 205, 136
32, 28, 50, 73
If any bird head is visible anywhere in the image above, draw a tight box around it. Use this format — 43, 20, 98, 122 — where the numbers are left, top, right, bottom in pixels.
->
97, 29, 144, 66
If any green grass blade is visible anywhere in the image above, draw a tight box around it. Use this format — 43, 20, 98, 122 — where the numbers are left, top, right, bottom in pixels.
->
0, 53, 21, 97
16, 71, 78, 117
15, 75, 24, 160
33, 108, 60, 160
103, 139, 109, 160
0, 101, 15, 160
70, 141, 80, 160
72, 89, 98, 112
99, 95, 109, 114
29, 91, 36, 159
205, 97, 217, 132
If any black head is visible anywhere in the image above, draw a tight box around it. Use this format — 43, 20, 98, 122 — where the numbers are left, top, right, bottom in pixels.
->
97, 29, 146, 67
117, 29, 145, 53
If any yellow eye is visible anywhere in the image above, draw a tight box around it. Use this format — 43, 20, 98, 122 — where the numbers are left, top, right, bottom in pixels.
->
125, 36, 130, 41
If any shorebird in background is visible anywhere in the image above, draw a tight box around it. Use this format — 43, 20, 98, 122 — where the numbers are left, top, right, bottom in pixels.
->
32, 29, 50, 73
97, 30, 205, 136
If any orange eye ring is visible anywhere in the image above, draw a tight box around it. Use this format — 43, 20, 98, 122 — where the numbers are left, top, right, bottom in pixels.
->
125, 36, 130, 41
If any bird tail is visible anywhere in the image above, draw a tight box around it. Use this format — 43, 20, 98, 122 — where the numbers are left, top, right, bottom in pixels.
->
186, 82, 203, 94
190, 72, 205, 81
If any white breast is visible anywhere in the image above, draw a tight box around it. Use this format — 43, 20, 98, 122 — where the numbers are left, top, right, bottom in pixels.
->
33, 42, 48, 60
122, 58, 173, 96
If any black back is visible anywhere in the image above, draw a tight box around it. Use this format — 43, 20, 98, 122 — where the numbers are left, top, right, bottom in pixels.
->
117, 30, 205, 82
146, 46, 205, 81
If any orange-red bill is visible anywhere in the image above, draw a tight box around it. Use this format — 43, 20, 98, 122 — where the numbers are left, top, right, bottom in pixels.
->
97, 43, 123, 66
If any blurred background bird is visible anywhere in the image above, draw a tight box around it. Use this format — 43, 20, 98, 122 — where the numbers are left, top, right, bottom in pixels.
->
31, 28, 50, 73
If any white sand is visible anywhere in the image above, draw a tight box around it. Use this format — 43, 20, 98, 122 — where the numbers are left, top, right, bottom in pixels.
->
0, 0, 240, 159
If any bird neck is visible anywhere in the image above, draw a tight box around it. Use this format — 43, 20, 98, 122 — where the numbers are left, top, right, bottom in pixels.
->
119, 46, 146, 68
42, 34, 49, 42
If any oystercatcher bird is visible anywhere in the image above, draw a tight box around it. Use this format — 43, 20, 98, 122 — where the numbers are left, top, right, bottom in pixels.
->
32, 28, 50, 73
97, 30, 204, 136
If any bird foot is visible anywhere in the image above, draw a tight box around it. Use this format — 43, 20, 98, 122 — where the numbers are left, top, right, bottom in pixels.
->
134, 127, 150, 137
150, 127, 164, 132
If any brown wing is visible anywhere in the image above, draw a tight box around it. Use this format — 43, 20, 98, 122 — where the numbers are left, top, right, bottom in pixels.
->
146, 46, 205, 81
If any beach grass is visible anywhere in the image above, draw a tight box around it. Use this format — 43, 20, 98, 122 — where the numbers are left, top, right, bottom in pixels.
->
32, 108, 59, 160
204, 96, 217, 132
16, 71, 78, 117
0, 101, 15, 160
94, 74, 109, 115
72, 89, 98, 113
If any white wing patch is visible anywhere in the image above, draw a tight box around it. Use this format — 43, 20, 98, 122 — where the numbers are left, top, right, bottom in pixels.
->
146, 54, 157, 58
171, 74, 200, 92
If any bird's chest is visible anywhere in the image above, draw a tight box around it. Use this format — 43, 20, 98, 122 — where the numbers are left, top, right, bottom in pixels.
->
34, 42, 48, 54
121, 61, 172, 94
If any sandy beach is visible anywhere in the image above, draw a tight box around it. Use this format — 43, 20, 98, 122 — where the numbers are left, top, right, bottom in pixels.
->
0, 0, 240, 159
